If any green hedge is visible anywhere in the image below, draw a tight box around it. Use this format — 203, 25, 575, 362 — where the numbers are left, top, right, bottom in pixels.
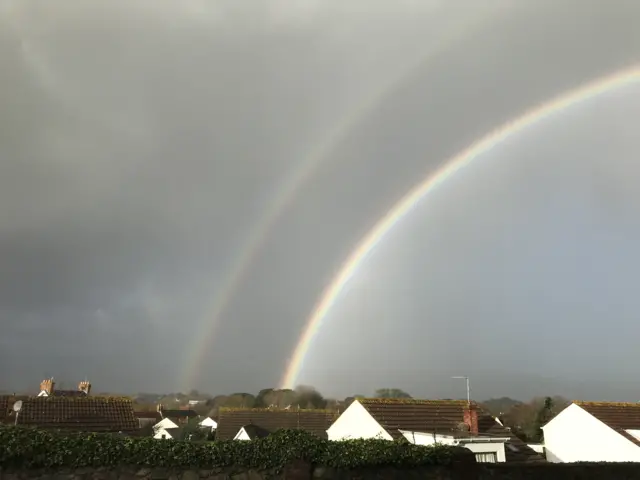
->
0, 426, 465, 470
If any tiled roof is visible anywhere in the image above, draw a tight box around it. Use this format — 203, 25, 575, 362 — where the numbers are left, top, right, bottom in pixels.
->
358, 399, 473, 438
215, 408, 339, 441
135, 411, 162, 419
50, 390, 88, 398
576, 401, 640, 446
14, 396, 139, 432
161, 409, 198, 419
0, 396, 9, 423
358, 399, 545, 463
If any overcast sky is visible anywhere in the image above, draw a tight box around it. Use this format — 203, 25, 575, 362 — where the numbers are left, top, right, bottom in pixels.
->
1, 0, 640, 401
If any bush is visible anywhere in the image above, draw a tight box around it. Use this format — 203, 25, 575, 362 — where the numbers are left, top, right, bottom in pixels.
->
0, 427, 463, 470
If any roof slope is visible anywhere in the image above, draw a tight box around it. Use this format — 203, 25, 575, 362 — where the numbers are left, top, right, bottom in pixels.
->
215, 408, 339, 440
161, 409, 198, 419
50, 390, 88, 398
0, 396, 9, 423
359, 399, 474, 438
241, 424, 271, 439
359, 399, 544, 463
576, 401, 640, 446
479, 417, 544, 463
14, 397, 139, 432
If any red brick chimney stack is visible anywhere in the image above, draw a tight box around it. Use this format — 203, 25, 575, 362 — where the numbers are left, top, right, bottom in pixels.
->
463, 403, 479, 435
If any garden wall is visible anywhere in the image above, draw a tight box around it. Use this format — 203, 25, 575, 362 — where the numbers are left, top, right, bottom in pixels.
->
3, 463, 640, 480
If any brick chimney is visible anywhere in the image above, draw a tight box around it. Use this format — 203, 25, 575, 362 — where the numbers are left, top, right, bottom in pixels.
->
463, 403, 479, 435
78, 381, 91, 395
40, 378, 55, 395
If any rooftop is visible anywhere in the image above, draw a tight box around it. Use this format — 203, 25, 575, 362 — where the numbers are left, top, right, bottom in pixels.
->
10, 396, 139, 432
215, 408, 339, 441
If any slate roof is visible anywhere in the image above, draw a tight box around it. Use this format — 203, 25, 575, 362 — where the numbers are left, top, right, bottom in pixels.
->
135, 411, 162, 419
215, 408, 339, 440
576, 401, 640, 446
358, 399, 544, 463
241, 424, 271, 439
478, 415, 545, 463
161, 427, 184, 439
12, 396, 139, 432
49, 390, 88, 398
161, 409, 198, 419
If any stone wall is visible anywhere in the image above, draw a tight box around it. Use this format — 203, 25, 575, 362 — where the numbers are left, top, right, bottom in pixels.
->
4, 463, 640, 480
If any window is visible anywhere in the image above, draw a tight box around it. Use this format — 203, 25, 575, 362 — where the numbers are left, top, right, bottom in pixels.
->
475, 452, 498, 463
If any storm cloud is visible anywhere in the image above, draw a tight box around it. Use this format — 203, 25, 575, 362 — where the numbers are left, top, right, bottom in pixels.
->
0, 0, 639, 401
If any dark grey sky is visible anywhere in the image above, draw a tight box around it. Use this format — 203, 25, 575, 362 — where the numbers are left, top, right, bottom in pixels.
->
1, 0, 640, 401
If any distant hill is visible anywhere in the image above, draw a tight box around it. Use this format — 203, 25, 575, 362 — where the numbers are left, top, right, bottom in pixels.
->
481, 397, 523, 415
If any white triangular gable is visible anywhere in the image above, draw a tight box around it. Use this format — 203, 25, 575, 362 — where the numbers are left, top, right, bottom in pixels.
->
326, 400, 393, 441
153, 417, 179, 431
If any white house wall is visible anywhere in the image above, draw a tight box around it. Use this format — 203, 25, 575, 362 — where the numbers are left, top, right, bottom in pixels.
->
400, 430, 446, 446
153, 428, 173, 440
542, 403, 640, 462
199, 417, 217, 429
401, 431, 506, 462
527, 444, 545, 454
234, 427, 251, 441
326, 400, 392, 441
462, 442, 506, 462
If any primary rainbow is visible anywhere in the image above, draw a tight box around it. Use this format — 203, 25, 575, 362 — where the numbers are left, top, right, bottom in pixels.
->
280, 65, 640, 389
180, 7, 504, 391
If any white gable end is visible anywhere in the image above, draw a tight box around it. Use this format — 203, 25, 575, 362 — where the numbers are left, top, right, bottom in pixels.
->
542, 403, 640, 463
153, 417, 179, 431
199, 417, 217, 429
326, 400, 392, 441
153, 427, 174, 440
234, 427, 251, 441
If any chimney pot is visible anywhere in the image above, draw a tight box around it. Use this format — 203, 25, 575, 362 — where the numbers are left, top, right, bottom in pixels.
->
78, 381, 91, 395
39, 378, 55, 395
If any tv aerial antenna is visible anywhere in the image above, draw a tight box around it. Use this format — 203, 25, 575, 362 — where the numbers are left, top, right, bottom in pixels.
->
13, 400, 22, 425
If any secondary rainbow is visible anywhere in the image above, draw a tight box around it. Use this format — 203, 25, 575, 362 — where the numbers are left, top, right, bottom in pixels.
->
181, 7, 505, 390
280, 65, 640, 389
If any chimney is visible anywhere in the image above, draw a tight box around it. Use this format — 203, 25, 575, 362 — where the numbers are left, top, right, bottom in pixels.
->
78, 381, 91, 395
463, 403, 479, 435
40, 378, 55, 395
156, 404, 164, 417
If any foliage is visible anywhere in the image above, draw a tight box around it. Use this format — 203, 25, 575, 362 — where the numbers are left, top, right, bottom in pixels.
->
500, 396, 569, 442
178, 418, 215, 442
374, 388, 412, 399
0, 427, 462, 470
531, 396, 554, 443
